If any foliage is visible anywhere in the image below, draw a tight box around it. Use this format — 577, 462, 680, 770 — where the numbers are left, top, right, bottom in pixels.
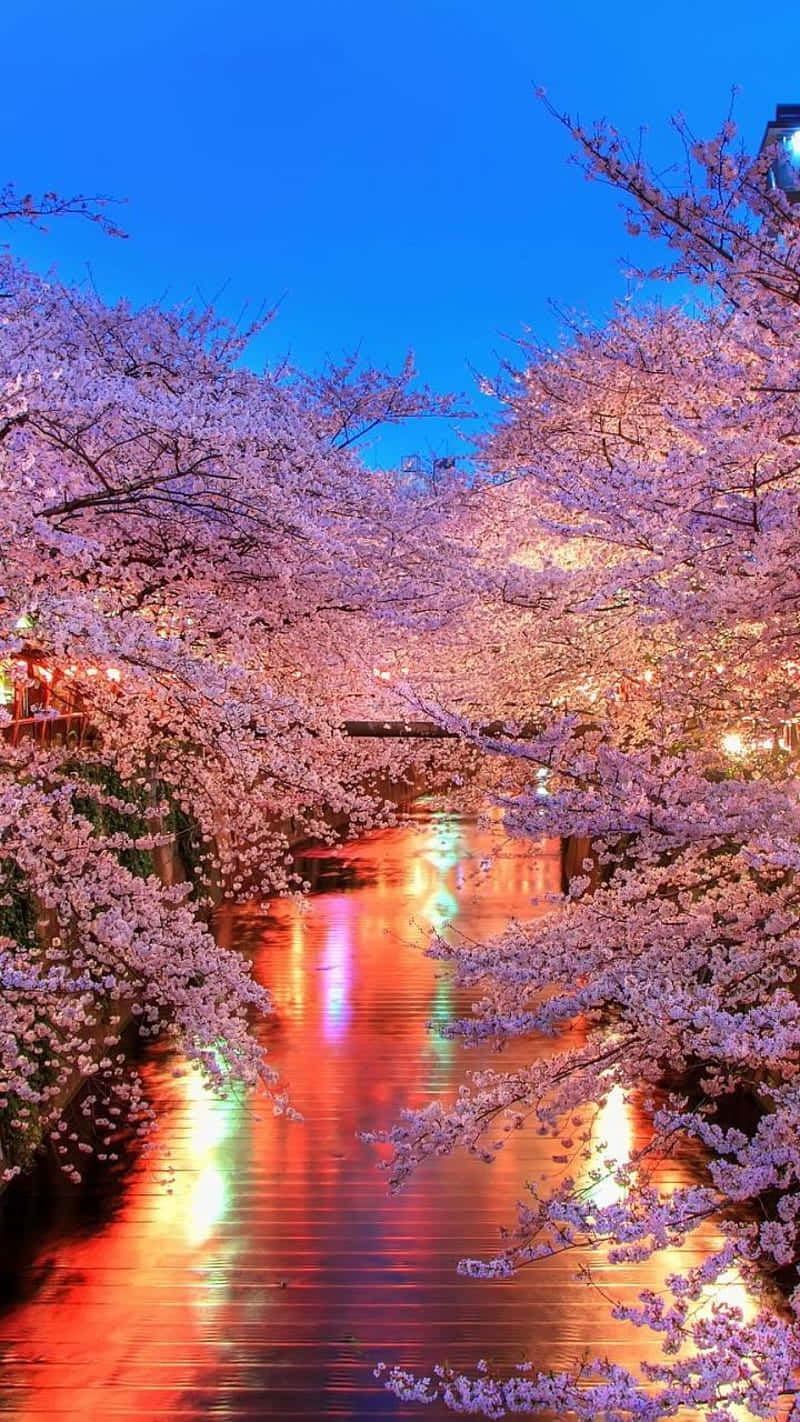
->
8, 95, 800, 1421
71, 760, 154, 880
369, 106, 800, 1418
0, 206, 461, 1184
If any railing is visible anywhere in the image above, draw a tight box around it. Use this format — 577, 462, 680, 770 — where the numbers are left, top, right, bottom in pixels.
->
2, 712, 89, 748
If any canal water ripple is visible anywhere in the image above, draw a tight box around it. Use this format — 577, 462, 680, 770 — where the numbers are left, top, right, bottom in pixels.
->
0, 806, 740, 1419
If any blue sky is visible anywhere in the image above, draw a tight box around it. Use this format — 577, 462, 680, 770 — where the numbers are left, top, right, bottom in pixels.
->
1, 1, 790, 466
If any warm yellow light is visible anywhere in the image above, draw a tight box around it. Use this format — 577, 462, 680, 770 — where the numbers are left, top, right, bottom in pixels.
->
583, 1084, 633, 1208
721, 731, 746, 757
106, 667, 122, 683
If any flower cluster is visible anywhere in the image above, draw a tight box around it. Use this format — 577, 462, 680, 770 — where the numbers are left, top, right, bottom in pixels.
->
0, 220, 462, 1178
372, 105, 800, 1417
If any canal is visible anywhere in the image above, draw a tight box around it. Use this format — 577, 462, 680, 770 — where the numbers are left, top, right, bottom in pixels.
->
0, 805, 742, 1419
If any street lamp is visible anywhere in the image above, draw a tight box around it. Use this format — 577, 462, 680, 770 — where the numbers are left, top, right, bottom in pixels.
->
760, 104, 800, 202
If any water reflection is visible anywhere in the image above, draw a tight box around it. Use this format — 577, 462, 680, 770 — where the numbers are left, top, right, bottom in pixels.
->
584, 1084, 634, 1209
322, 899, 353, 1043
0, 808, 743, 1420
181, 1074, 243, 1248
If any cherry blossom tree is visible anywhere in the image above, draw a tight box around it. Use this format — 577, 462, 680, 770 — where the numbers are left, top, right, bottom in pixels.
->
0, 205, 464, 1182
372, 107, 800, 1418
0, 180, 128, 236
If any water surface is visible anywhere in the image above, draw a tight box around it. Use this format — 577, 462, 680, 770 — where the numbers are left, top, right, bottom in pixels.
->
0, 808, 727, 1418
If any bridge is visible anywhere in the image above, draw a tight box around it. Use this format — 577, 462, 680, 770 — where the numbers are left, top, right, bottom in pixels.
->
342, 719, 455, 739
342, 719, 537, 740
1, 715, 525, 746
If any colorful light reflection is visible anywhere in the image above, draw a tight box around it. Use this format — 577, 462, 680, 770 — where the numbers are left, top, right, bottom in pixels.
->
182, 1069, 243, 1247
322, 897, 353, 1042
